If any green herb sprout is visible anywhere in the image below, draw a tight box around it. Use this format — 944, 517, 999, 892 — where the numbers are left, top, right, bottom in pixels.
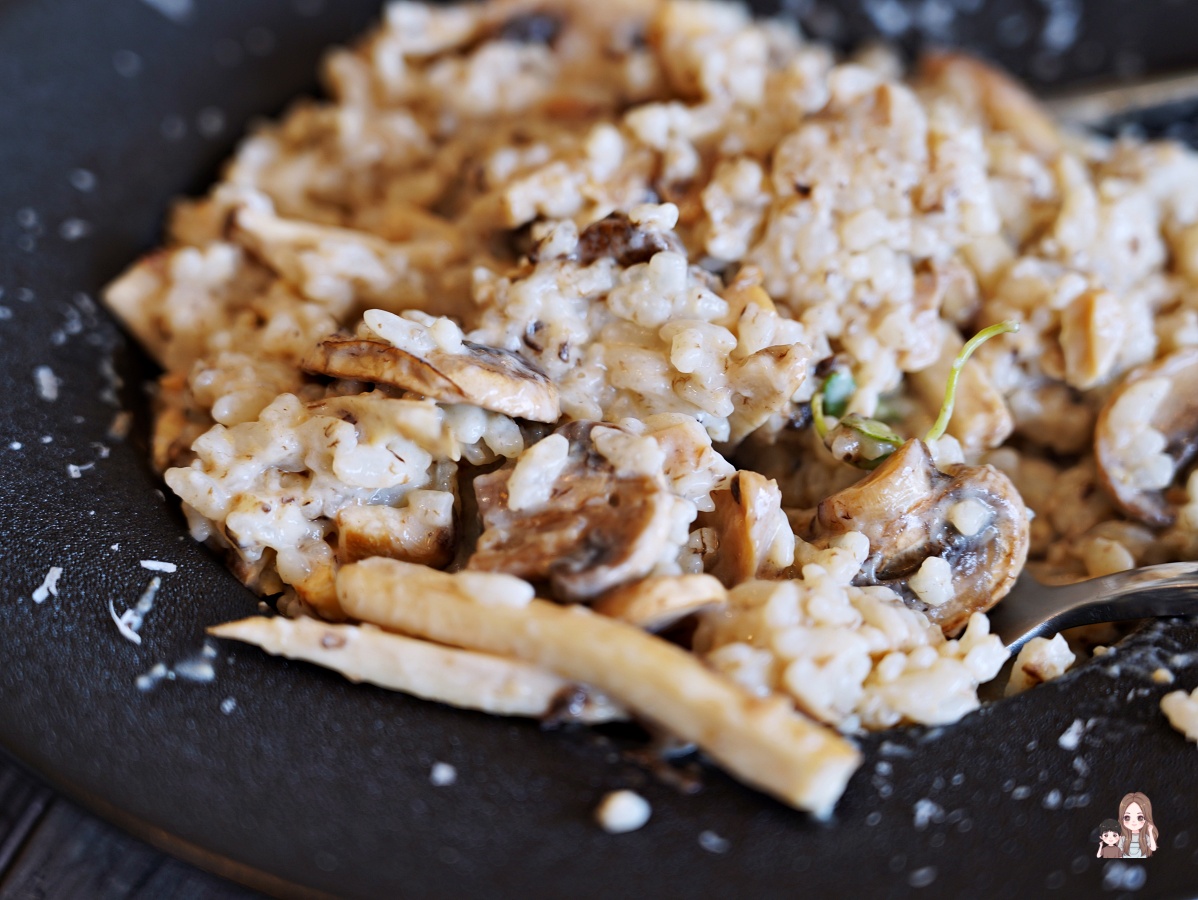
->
812, 320, 1019, 469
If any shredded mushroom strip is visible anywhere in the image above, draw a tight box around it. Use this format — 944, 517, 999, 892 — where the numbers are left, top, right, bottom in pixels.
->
210, 615, 627, 723
337, 558, 862, 816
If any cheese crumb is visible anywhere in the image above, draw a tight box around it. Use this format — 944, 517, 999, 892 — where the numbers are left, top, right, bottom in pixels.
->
430, 762, 457, 787
1058, 718, 1086, 751
33, 365, 59, 401
32, 566, 63, 604
140, 559, 178, 573
698, 830, 730, 853
595, 790, 651, 834
109, 576, 162, 645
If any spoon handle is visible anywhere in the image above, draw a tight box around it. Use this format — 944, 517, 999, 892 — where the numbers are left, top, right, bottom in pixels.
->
988, 562, 1198, 653
1044, 69, 1198, 126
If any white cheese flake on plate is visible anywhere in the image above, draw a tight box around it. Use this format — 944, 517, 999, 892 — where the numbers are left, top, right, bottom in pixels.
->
1057, 718, 1086, 751
108, 576, 162, 645
173, 642, 219, 682
136, 662, 170, 692
140, 559, 178, 573
33, 365, 59, 401
137, 0, 195, 24
430, 762, 457, 787
595, 790, 650, 834
31, 566, 62, 604
697, 830, 730, 853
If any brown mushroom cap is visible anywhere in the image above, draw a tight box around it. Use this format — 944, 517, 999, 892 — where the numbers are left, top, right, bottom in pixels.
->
573, 211, 686, 267
302, 336, 560, 422
467, 422, 681, 601
800, 439, 1030, 636
1094, 348, 1198, 528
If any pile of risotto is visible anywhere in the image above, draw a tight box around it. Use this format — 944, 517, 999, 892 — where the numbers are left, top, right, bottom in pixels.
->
104, 0, 1198, 814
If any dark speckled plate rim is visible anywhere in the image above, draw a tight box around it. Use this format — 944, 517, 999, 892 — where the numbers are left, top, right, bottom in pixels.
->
4, 1, 1198, 898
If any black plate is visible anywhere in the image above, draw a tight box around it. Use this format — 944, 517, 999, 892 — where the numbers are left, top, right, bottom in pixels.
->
3, 1, 1198, 897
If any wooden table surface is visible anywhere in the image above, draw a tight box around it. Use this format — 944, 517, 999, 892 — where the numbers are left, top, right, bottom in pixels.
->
0, 757, 259, 899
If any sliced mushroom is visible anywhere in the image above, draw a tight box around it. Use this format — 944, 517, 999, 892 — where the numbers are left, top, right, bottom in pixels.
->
797, 439, 1030, 636
594, 574, 727, 631
1094, 348, 1198, 528
707, 470, 794, 587
1059, 289, 1122, 391
573, 211, 685, 267
467, 422, 681, 601
303, 335, 560, 422
336, 491, 456, 569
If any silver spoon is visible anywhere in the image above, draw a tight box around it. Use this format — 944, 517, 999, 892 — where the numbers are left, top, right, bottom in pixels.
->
1044, 68, 1198, 128
987, 562, 1198, 654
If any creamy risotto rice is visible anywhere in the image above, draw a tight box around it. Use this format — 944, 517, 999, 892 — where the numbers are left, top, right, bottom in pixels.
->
104, 0, 1198, 813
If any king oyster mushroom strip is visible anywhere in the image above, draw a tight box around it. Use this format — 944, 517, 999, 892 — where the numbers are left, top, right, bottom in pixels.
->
101, 0, 1198, 815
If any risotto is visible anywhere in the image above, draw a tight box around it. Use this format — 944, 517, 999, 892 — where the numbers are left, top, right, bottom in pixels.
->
103, 0, 1198, 814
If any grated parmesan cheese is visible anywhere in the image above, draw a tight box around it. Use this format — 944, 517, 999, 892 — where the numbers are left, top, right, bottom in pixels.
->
32, 566, 63, 604
595, 790, 651, 833
140, 559, 178, 573
33, 365, 58, 401
108, 576, 161, 645
430, 762, 457, 787
698, 830, 730, 853
174, 642, 219, 682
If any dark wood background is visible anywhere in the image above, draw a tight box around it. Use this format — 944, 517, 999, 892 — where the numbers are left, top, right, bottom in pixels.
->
0, 761, 255, 898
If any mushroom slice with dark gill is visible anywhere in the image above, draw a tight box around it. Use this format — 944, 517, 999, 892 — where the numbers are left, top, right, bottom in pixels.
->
302, 330, 559, 423
1094, 348, 1198, 528
467, 422, 682, 602
573, 211, 685, 267
794, 439, 1030, 636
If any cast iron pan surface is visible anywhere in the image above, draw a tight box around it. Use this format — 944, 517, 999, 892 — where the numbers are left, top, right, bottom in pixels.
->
3, 1, 1198, 897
